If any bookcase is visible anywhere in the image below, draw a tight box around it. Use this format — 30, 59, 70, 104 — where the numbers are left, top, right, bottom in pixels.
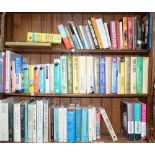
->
0, 12, 155, 143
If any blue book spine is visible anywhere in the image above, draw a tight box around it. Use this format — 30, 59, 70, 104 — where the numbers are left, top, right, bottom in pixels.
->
67, 110, 76, 142
81, 108, 88, 142
147, 12, 152, 49
75, 107, 82, 142
83, 26, 91, 49
54, 107, 59, 142
39, 65, 45, 93
100, 57, 106, 94
111, 57, 117, 93
54, 59, 61, 94
24, 101, 28, 142
0, 53, 3, 93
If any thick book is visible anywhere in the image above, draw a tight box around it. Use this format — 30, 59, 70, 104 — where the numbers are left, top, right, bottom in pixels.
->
28, 65, 34, 93
127, 17, 133, 49
123, 17, 128, 49
39, 64, 45, 93
32, 102, 37, 143
34, 64, 39, 93
54, 59, 61, 94
45, 64, 50, 93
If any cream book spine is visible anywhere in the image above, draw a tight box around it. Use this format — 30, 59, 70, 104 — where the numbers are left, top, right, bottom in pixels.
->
32, 103, 37, 143
92, 106, 96, 141
63, 106, 67, 142
44, 100, 49, 143
28, 103, 33, 143
49, 64, 54, 93
88, 106, 93, 142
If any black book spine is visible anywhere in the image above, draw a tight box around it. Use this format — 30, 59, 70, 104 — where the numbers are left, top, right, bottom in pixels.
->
87, 19, 99, 49
20, 104, 25, 142
136, 19, 142, 49
51, 107, 54, 142
134, 17, 137, 49
8, 103, 13, 142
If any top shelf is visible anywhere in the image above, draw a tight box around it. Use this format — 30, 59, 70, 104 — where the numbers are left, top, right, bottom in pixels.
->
4, 41, 149, 55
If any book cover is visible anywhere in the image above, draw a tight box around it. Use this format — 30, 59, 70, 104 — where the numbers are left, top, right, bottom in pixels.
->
123, 17, 128, 49
141, 103, 146, 141
28, 65, 34, 93
127, 17, 133, 49
34, 64, 39, 93
45, 64, 50, 93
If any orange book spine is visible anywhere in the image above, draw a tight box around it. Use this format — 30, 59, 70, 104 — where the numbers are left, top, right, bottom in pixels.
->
34, 65, 39, 93
123, 17, 128, 49
91, 18, 103, 49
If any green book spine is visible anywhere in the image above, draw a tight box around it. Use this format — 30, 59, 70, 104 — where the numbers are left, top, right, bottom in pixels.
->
67, 56, 73, 93
94, 56, 100, 93
136, 57, 143, 94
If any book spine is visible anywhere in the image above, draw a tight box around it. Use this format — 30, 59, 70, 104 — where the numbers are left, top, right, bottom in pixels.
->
120, 57, 125, 94
116, 21, 120, 50
2, 53, 6, 93
24, 101, 28, 142
88, 107, 93, 142
104, 22, 111, 48
133, 17, 137, 49
49, 64, 54, 93
54, 107, 59, 142
60, 56, 67, 93
23, 64, 29, 93
119, 21, 124, 49
63, 107, 67, 142
50, 106, 55, 142
127, 17, 133, 49
34, 65, 39, 93
11, 56, 15, 92
28, 65, 34, 93
57, 24, 73, 49
0, 53, 4, 92
44, 100, 49, 143
111, 57, 117, 94
28, 104, 33, 142
83, 26, 91, 49
54, 59, 61, 94
100, 57, 106, 94
39, 65, 45, 93
96, 110, 101, 140
32, 103, 37, 143
45, 64, 50, 93
8, 103, 13, 142
58, 106, 64, 142
117, 57, 120, 94
20, 104, 25, 142
141, 103, 146, 141
92, 107, 96, 141
136, 57, 143, 94
123, 17, 128, 49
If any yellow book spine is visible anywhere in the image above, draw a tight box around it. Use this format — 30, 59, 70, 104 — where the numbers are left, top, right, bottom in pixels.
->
91, 18, 103, 49
120, 57, 125, 94
29, 65, 34, 93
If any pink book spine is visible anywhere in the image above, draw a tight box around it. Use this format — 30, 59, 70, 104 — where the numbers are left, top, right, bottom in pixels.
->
96, 112, 101, 140
141, 103, 146, 141
109, 21, 117, 49
127, 17, 133, 49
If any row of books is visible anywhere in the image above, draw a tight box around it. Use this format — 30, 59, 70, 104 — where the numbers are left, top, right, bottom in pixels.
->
0, 51, 149, 94
120, 101, 146, 141
0, 97, 117, 143
57, 13, 152, 50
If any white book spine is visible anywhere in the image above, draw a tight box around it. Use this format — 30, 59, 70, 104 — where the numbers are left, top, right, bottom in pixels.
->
92, 107, 96, 141
85, 25, 95, 49
58, 106, 64, 142
104, 23, 111, 48
105, 57, 112, 94
79, 25, 89, 49
45, 64, 50, 93
6, 50, 11, 93
44, 100, 49, 143
37, 100, 44, 143
1, 103, 9, 141
32, 103, 37, 143
99, 107, 118, 141
119, 21, 124, 49
14, 104, 21, 142
143, 57, 149, 94
79, 56, 87, 93
63, 107, 67, 142
28, 104, 33, 143
49, 64, 54, 93
88, 107, 93, 142
96, 18, 109, 49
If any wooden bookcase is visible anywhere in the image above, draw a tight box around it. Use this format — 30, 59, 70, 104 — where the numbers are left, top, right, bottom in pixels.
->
0, 12, 155, 143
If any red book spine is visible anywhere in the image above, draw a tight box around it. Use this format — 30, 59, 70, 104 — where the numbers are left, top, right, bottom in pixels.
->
3, 53, 6, 93
62, 37, 73, 49
109, 21, 117, 49
116, 21, 120, 50
127, 17, 133, 49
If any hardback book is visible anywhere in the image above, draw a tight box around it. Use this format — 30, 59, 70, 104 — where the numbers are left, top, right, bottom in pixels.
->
120, 101, 134, 140
67, 104, 76, 142
28, 65, 34, 93
141, 103, 146, 141
116, 21, 120, 50
32, 102, 37, 143
119, 20, 124, 49
130, 57, 137, 94
136, 19, 143, 49
100, 56, 106, 94
87, 56, 94, 94
75, 105, 82, 142
142, 57, 149, 94
96, 109, 101, 140
67, 56, 73, 93
24, 100, 28, 142
105, 56, 112, 94
81, 107, 89, 142
125, 57, 131, 94
73, 56, 79, 93
20, 103, 25, 142
39, 64, 45, 93
104, 22, 111, 48
54, 59, 61, 94
91, 17, 103, 49
127, 17, 133, 49
23, 59, 29, 93
49, 64, 54, 93
94, 56, 100, 94
60, 56, 67, 94
123, 17, 128, 49
109, 21, 117, 49
45, 64, 50, 93
111, 57, 117, 94
88, 106, 93, 142
134, 102, 141, 140
34, 64, 39, 93
57, 24, 73, 49
136, 56, 143, 94
96, 18, 109, 49
120, 57, 125, 94
79, 56, 87, 93
54, 105, 59, 142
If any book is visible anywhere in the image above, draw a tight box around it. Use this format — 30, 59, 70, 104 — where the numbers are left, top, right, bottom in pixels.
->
116, 21, 120, 50
123, 17, 128, 49
23, 59, 29, 93
96, 109, 101, 140
49, 64, 54, 93
45, 64, 50, 93
141, 103, 146, 141
83, 26, 91, 49
0, 52, 4, 92
28, 65, 34, 93
92, 106, 96, 141
120, 57, 125, 94
24, 100, 28, 142
34, 64, 39, 93
44, 99, 49, 143
32, 102, 37, 143
88, 106, 93, 142
54, 106, 59, 142
127, 17, 133, 49
39, 64, 45, 93
136, 19, 143, 49
20, 103, 25, 142
117, 57, 120, 94
104, 22, 111, 48
119, 20, 124, 49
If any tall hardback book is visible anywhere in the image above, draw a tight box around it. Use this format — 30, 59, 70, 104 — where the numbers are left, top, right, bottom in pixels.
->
45, 64, 50, 93
141, 103, 146, 141
28, 65, 34, 93
130, 57, 137, 94
136, 56, 143, 94
123, 17, 128, 49
120, 57, 125, 94
94, 56, 100, 94
60, 56, 67, 94
54, 59, 61, 94
34, 64, 39, 93
87, 56, 94, 94
67, 56, 73, 93
125, 57, 131, 94
73, 56, 79, 93
39, 64, 45, 93
127, 17, 133, 49
100, 57, 106, 94
79, 56, 87, 93
57, 24, 73, 49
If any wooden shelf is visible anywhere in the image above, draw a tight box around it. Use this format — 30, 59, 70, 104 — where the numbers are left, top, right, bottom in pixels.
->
3, 93, 148, 98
